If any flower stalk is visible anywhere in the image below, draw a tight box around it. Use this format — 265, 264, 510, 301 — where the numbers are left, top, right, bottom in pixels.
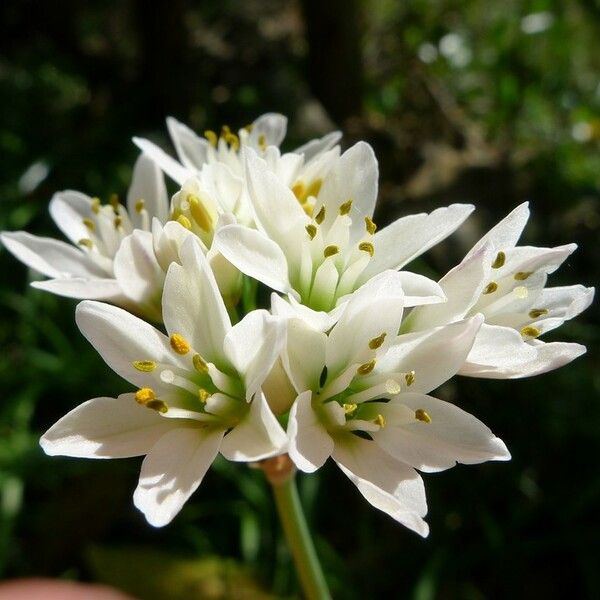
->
262, 455, 331, 600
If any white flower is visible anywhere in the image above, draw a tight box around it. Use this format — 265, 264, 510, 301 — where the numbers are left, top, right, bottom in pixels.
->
405, 203, 595, 378
213, 143, 474, 313
1, 155, 168, 320
40, 237, 287, 527
281, 271, 510, 536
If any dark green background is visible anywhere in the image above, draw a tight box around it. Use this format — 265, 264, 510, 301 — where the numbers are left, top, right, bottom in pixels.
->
0, 1, 598, 598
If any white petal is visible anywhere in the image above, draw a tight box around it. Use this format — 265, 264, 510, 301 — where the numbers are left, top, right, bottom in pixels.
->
1, 231, 103, 278
133, 427, 224, 527
504, 244, 577, 276
40, 394, 177, 458
249, 113, 288, 147
75, 300, 184, 389
32, 277, 125, 301
333, 436, 429, 537
377, 315, 483, 394
375, 393, 510, 472
466, 202, 530, 258
166, 116, 209, 171
288, 391, 333, 472
219, 392, 287, 461
126, 154, 169, 225
113, 230, 164, 309
271, 292, 340, 332
133, 136, 193, 185
282, 319, 328, 393
162, 236, 231, 364
360, 204, 475, 282
314, 142, 378, 243
213, 224, 291, 294
294, 131, 342, 162
533, 285, 594, 334
407, 245, 492, 330
393, 271, 446, 307
49, 190, 94, 245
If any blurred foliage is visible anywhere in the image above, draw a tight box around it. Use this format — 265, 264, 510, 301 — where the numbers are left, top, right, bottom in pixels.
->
0, 0, 598, 598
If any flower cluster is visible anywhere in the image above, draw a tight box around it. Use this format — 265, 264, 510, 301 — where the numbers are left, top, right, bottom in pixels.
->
2, 113, 593, 536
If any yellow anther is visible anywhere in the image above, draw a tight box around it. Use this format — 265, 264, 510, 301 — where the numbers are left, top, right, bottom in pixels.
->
405, 370, 415, 386
357, 359, 376, 375
529, 308, 549, 319
114, 216, 123, 228
204, 130, 218, 147
305, 224, 317, 240
305, 178, 322, 198
83, 218, 95, 231
358, 241, 374, 256
243, 123, 254, 133
224, 131, 240, 150
303, 204, 314, 217
292, 181, 306, 200
415, 408, 432, 423
198, 388, 211, 403
513, 286, 528, 299
188, 194, 213, 232
91, 197, 101, 214
483, 281, 498, 294
492, 251, 506, 269
193, 353, 209, 373
339, 199, 353, 215
170, 333, 191, 355
323, 245, 339, 258
221, 125, 231, 136
514, 271, 533, 281
374, 414, 386, 428
315, 206, 326, 224
78, 238, 93, 248
132, 360, 157, 372
520, 325, 541, 338
145, 399, 169, 414
177, 215, 192, 230
385, 379, 402, 394
109, 193, 120, 208
365, 216, 377, 235
368, 332, 386, 350
343, 403, 357, 415
135, 198, 145, 213
135, 387, 156, 405
258, 134, 267, 151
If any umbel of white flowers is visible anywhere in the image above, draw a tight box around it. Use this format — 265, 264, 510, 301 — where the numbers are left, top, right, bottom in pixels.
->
2, 113, 594, 536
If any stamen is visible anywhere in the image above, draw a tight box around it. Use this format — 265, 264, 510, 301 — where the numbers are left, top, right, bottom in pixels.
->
224, 131, 240, 150
483, 281, 498, 294
132, 360, 157, 372
188, 194, 212, 232
529, 308, 549, 319
135, 198, 145, 213
385, 379, 402, 394
306, 179, 322, 198
368, 332, 386, 350
374, 414, 386, 428
357, 359, 376, 375
109, 193, 120, 209
135, 387, 156, 404
514, 271, 533, 281
415, 408, 432, 423
343, 403, 357, 415
292, 182, 306, 200
492, 251, 506, 269
204, 130, 218, 147
177, 215, 192, 230
82, 218, 95, 232
91, 197, 101, 214
170, 333, 191, 355
315, 206, 326, 224
520, 325, 541, 338
198, 388, 211, 403
365, 216, 377, 235
114, 216, 123, 228
145, 399, 168, 413
258, 134, 267, 151
193, 353, 209, 373
305, 224, 317, 240
324, 245, 339, 258
339, 199, 353, 215
243, 123, 254, 133
221, 125, 231, 136
513, 286, 528, 299
358, 241, 374, 256
78, 238, 93, 248
405, 371, 415, 386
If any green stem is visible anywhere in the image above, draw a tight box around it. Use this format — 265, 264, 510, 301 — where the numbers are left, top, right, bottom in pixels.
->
271, 475, 331, 600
